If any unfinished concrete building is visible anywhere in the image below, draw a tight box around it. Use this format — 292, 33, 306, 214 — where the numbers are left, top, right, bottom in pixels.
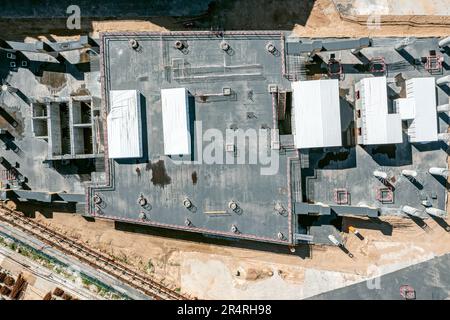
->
0, 36, 102, 205
0, 32, 449, 247
31, 96, 102, 160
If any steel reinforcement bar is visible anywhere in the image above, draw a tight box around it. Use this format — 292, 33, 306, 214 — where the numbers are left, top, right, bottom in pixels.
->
0, 203, 189, 300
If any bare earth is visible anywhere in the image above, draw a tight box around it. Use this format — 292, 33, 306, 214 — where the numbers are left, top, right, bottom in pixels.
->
7, 0, 450, 43
293, 0, 450, 37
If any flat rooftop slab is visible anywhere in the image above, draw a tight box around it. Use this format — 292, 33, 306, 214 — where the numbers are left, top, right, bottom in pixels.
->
91, 32, 296, 244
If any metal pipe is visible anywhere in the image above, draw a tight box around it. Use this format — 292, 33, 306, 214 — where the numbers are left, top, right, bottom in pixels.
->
425, 207, 447, 218
396, 37, 415, 51
1, 84, 17, 93
402, 205, 419, 216
373, 170, 387, 179
328, 235, 340, 246
438, 133, 450, 141
438, 36, 450, 48
394, 40, 408, 51
429, 167, 449, 177
401, 169, 417, 178
437, 75, 450, 86
437, 103, 450, 113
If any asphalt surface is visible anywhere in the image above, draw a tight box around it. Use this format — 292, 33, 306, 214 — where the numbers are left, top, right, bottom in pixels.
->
310, 254, 450, 300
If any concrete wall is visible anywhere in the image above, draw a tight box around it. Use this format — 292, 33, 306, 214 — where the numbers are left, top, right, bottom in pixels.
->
48, 102, 62, 157
38, 98, 97, 158
71, 98, 94, 155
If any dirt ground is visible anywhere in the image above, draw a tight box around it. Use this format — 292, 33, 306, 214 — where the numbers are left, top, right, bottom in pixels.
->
293, 0, 450, 37
11, 206, 448, 299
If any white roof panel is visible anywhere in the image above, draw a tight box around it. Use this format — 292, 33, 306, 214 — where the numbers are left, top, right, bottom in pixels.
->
107, 90, 142, 159
405, 78, 438, 143
292, 79, 342, 149
358, 77, 403, 145
161, 88, 191, 155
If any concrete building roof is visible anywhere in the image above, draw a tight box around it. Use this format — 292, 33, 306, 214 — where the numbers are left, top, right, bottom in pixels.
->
107, 90, 142, 159
90, 32, 294, 244
397, 77, 438, 143
161, 88, 191, 156
356, 77, 403, 145
292, 79, 342, 149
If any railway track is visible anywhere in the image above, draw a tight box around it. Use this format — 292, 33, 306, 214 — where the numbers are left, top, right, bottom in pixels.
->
0, 203, 189, 300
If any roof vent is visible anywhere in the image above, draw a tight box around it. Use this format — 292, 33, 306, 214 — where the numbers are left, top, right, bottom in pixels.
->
138, 195, 147, 207
129, 39, 140, 50
231, 224, 239, 233
268, 84, 278, 93
93, 194, 102, 205
139, 211, 147, 220
220, 41, 230, 51
175, 40, 185, 50
183, 198, 193, 209
228, 201, 239, 211
223, 87, 232, 96
225, 143, 235, 153
274, 202, 286, 215
266, 43, 276, 54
